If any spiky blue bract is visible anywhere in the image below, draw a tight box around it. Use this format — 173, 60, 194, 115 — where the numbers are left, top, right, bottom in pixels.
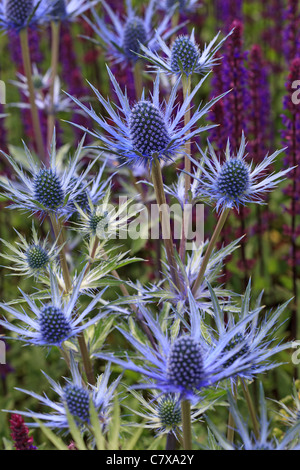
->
205, 280, 293, 384
0, 135, 105, 219
83, 0, 181, 66
4, 358, 120, 431
94, 301, 285, 402
139, 29, 232, 77
49, 0, 99, 22
192, 132, 291, 212
0, 268, 109, 347
0, 0, 51, 31
208, 383, 300, 450
67, 67, 225, 166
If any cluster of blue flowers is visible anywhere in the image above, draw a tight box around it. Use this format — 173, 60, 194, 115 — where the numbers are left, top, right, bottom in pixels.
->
0, 0, 298, 452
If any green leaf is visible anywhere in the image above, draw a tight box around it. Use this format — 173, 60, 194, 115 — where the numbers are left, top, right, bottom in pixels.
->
65, 410, 87, 450
107, 396, 120, 450
89, 399, 106, 450
33, 419, 69, 450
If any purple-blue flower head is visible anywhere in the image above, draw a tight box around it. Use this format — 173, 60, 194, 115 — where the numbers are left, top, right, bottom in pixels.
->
83, 0, 182, 66
0, 268, 109, 347
139, 29, 232, 77
192, 133, 291, 212
0, 0, 50, 31
3, 358, 120, 430
67, 66, 225, 166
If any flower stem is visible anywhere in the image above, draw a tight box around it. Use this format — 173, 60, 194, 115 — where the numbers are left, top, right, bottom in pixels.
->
241, 380, 260, 440
50, 214, 96, 386
181, 399, 192, 450
192, 208, 230, 296
179, 74, 192, 262
133, 60, 143, 100
19, 28, 46, 163
47, 20, 61, 151
151, 157, 181, 290
166, 432, 177, 450
182, 74, 191, 202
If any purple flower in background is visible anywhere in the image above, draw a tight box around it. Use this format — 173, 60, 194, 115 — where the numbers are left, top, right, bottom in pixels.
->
281, 57, 300, 338
283, 0, 300, 64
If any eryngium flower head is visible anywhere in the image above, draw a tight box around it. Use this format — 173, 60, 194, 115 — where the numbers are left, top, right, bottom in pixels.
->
5, 359, 120, 431
0, 223, 60, 278
95, 303, 279, 401
123, 16, 147, 61
67, 67, 223, 166
208, 384, 300, 450
0, 269, 108, 347
167, 336, 203, 389
127, 390, 211, 439
0, 136, 102, 219
193, 133, 291, 212
0, 0, 50, 31
139, 29, 232, 77
49, 0, 99, 23
83, 0, 182, 66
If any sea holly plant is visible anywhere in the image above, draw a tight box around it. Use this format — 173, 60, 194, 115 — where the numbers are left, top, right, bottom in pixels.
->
0, 0, 299, 453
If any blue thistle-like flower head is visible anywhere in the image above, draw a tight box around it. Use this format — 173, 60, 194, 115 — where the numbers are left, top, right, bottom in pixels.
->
5, 359, 121, 432
170, 35, 199, 74
39, 305, 72, 345
64, 384, 90, 422
83, 0, 182, 66
0, 268, 110, 347
123, 16, 147, 62
158, 396, 181, 427
5, 0, 33, 26
95, 300, 287, 401
0, 0, 50, 31
26, 245, 50, 271
0, 136, 105, 219
192, 133, 292, 212
67, 67, 224, 166
167, 336, 203, 390
139, 29, 231, 77
217, 158, 250, 199
33, 168, 65, 211
129, 101, 171, 158
0, 224, 59, 278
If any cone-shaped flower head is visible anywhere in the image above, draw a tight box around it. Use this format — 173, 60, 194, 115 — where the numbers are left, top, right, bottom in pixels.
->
139, 29, 231, 77
5, 0, 33, 26
67, 67, 224, 166
158, 396, 181, 428
167, 336, 203, 390
64, 384, 90, 422
193, 133, 292, 212
123, 16, 147, 61
0, 0, 50, 31
26, 245, 49, 271
170, 35, 199, 74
